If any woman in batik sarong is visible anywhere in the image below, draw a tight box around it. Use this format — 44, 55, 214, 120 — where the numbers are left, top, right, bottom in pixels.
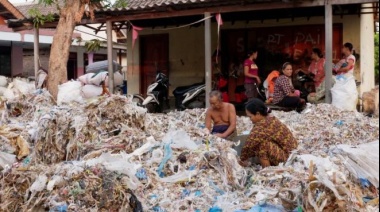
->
239, 98, 298, 168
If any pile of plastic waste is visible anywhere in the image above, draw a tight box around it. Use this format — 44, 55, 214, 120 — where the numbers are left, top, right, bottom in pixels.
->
0, 90, 378, 211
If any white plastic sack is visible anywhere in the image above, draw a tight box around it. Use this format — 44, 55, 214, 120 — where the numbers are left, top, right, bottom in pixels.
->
104, 72, 124, 87
3, 88, 16, 100
0, 87, 7, 96
77, 73, 95, 85
57, 81, 84, 105
330, 141, 379, 188
331, 75, 358, 111
81, 84, 103, 99
162, 129, 199, 150
0, 76, 7, 87
13, 79, 35, 95
0, 152, 16, 169
89, 72, 108, 86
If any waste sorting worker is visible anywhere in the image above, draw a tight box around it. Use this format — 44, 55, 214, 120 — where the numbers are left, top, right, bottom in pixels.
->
272, 62, 306, 112
239, 98, 298, 168
205, 90, 237, 140
307, 48, 327, 104
244, 48, 261, 101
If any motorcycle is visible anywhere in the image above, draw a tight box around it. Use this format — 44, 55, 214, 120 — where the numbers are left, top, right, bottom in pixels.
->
137, 72, 170, 113
173, 82, 206, 110
295, 72, 315, 100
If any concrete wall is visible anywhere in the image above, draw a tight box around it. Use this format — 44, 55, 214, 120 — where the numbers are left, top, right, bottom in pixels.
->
127, 15, 363, 95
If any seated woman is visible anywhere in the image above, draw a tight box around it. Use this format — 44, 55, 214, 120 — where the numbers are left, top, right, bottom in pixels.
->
307, 48, 326, 104
239, 99, 298, 168
272, 62, 305, 112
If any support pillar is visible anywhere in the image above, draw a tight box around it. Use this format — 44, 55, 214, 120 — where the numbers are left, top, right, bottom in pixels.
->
77, 47, 85, 76
325, 1, 333, 103
107, 20, 114, 93
360, 3, 375, 95
204, 12, 212, 108
33, 27, 40, 79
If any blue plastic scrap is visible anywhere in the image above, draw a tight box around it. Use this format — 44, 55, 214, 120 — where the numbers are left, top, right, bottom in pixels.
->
359, 178, 371, 188
195, 190, 202, 197
234, 204, 287, 212
136, 168, 148, 180
335, 120, 344, 126
208, 180, 225, 195
49, 204, 68, 212
182, 189, 191, 198
209, 206, 223, 212
153, 206, 166, 212
157, 143, 173, 178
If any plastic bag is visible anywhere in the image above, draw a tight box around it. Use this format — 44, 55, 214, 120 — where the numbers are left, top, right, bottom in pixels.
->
89, 72, 108, 86
104, 71, 124, 87
3, 88, 16, 100
162, 130, 198, 150
13, 79, 35, 95
330, 141, 379, 187
0, 76, 7, 87
81, 85, 103, 99
157, 143, 173, 177
57, 81, 84, 105
331, 75, 358, 111
0, 87, 7, 96
158, 170, 198, 183
234, 204, 286, 212
30, 174, 48, 192
0, 152, 16, 169
77, 73, 95, 85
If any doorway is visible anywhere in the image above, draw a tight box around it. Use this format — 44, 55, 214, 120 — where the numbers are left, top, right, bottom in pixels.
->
139, 34, 169, 95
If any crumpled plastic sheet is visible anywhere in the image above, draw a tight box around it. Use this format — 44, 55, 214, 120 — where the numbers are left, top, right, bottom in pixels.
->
0, 93, 379, 211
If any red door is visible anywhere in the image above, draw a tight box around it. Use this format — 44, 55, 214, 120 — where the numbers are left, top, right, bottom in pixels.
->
140, 34, 169, 96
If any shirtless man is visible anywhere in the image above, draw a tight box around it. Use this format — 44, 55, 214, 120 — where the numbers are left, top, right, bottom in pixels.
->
205, 91, 237, 140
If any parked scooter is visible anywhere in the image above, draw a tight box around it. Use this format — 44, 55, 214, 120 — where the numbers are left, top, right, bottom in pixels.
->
173, 82, 206, 110
295, 72, 315, 100
136, 72, 170, 113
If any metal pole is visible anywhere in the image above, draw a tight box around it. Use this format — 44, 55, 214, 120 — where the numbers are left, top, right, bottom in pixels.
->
33, 27, 40, 80
324, 1, 333, 103
204, 12, 212, 108
106, 20, 114, 94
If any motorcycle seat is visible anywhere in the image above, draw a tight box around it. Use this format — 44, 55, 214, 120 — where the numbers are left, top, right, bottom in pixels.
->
173, 82, 204, 96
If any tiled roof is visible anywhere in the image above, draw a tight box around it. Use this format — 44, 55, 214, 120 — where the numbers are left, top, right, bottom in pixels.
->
0, 0, 25, 19
15, 2, 60, 18
125, 0, 214, 10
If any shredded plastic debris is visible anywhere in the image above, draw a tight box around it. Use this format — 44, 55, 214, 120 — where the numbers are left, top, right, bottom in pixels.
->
0, 90, 378, 211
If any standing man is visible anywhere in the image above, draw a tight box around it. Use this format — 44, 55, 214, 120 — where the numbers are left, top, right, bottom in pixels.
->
205, 90, 237, 140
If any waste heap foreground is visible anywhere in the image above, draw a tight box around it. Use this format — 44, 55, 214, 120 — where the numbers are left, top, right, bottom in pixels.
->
0, 90, 379, 212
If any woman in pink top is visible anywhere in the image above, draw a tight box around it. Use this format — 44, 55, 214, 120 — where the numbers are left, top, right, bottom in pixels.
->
307, 48, 326, 103
244, 48, 261, 101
